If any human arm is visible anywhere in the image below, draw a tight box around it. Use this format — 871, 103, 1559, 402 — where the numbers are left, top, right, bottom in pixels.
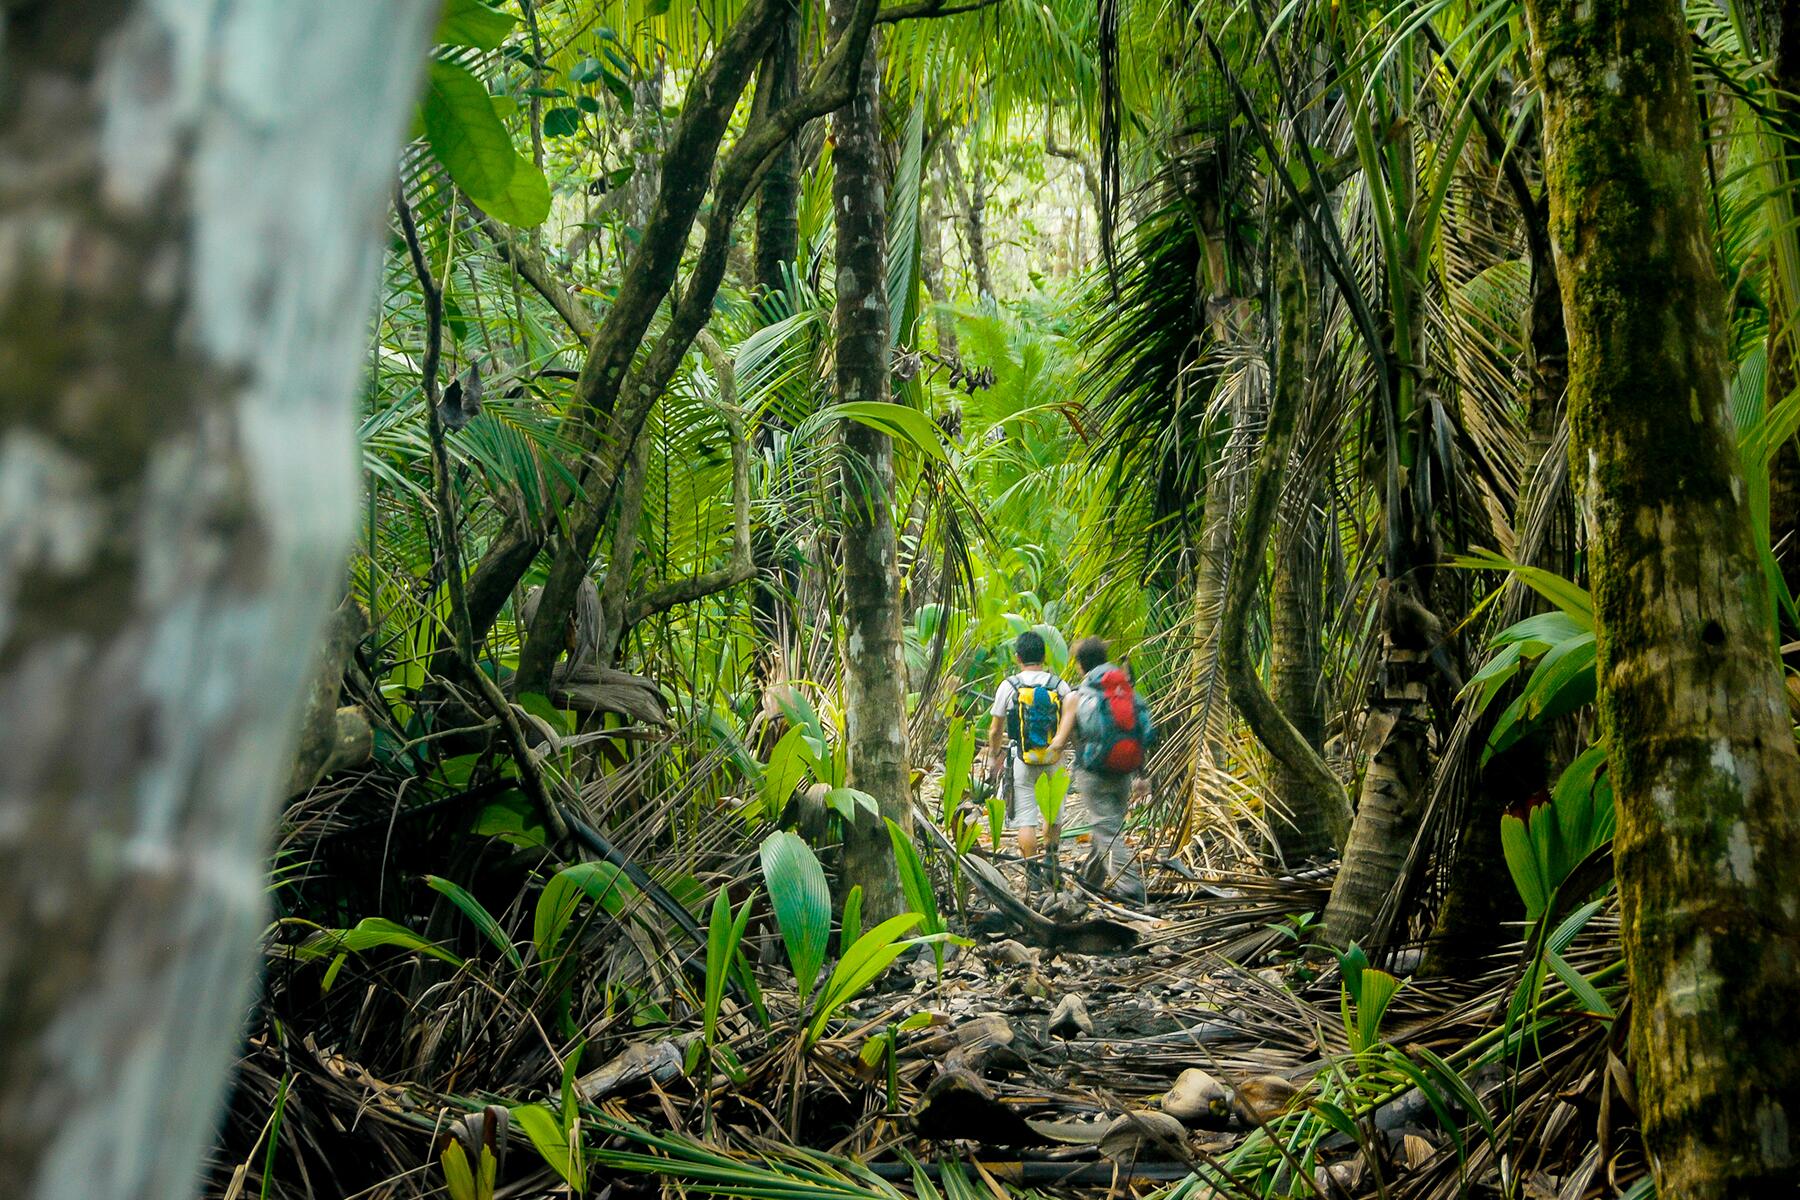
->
985, 713, 1007, 776
1046, 692, 1081, 758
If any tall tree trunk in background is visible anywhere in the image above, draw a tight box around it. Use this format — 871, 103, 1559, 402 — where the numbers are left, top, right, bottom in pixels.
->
1524, 0, 1800, 1190
1269, 477, 1333, 862
922, 170, 960, 357
0, 6, 429, 1198
753, 6, 801, 300
750, 3, 802, 685
830, 0, 908, 918
943, 140, 993, 300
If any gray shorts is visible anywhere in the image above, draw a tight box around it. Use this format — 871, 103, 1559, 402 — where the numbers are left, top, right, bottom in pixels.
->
1008, 757, 1063, 828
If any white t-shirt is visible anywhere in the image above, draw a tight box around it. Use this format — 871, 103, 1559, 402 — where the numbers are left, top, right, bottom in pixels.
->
991, 670, 1072, 746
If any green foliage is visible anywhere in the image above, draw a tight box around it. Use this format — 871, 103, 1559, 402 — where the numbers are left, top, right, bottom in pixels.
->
435, 0, 514, 51
940, 716, 977, 822
512, 1097, 585, 1193
425, 874, 523, 969
295, 916, 463, 992
439, 1140, 498, 1200
1032, 766, 1070, 829
759, 832, 833, 1006
1500, 746, 1616, 924
1337, 944, 1402, 1055
534, 862, 635, 973
887, 818, 948, 975
1453, 553, 1597, 763
804, 913, 927, 1047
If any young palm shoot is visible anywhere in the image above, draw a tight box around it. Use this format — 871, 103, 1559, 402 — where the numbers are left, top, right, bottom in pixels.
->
1034, 767, 1071, 891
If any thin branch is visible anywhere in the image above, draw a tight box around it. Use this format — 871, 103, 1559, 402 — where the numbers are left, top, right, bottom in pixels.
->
875, 0, 1002, 23
472, 209, 596, 341
395, 184, 570, 843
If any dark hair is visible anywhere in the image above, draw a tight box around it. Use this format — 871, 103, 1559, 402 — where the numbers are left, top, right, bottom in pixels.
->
1014, 630, 1046, 665
1074, 636, 1109, 674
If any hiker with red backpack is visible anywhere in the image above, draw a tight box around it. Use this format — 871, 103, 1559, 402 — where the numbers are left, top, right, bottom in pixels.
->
1049, 636, 1155, 904
982, 630, 1072, 863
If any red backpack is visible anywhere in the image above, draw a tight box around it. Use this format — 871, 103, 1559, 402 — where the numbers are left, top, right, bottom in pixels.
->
1077, 665, 1151, 773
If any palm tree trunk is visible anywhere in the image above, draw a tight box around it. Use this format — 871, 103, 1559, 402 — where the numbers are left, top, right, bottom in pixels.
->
1523, 0, 1800, 1189
1269, 478, 1333, 861
0, 5, 431, 1196
831, 0, 908, 919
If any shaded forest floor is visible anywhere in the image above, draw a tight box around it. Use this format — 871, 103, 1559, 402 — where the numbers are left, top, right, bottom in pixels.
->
220, 798, 1639, 1200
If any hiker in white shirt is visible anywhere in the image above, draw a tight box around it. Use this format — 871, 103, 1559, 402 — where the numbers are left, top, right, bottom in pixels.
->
982, 630, 1071, 860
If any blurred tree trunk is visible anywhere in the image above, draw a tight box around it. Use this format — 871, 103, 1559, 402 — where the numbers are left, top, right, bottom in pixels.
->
0, 5, 430, 1198
1524, 0, 1800, 1190
831, 0, 908, 919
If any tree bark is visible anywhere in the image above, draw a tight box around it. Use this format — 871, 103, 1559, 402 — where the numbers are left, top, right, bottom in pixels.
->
753, 4, 802, 300
749, 2, 803, 678
831, 0, 908, 919
0, 5, 431, 1198
1269, 477, 1333, 862
1523, 0, 1800, 1190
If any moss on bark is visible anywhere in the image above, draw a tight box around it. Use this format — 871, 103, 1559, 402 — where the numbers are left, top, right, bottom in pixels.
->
1524, 0, 1800, 1189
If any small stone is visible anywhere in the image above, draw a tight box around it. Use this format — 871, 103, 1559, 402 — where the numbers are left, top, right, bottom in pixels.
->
1161, 1067, 1231, 1124
1232, 1074, 1302, 1124
987, 939, 1039, 967
1098, 1110, 1189, 1162
1047, 993, 1093, 1039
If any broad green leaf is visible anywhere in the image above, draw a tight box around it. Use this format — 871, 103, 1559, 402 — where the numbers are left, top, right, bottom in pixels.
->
436, 0, 515, 49
1547, 950, 1615, 1018
824, 786, 877, 823
425, 875, 523, 969
298, 918, 463, 982
510, 1103, 581, 1188
473, 157, 552, 229
440, 1140, 477, 1200
886, 818, 942, 936
757, 726, 813, 822
1501, 813, 1552, 920
543, 107, 583, 138
759, 831, 831, 1004
807, 913, 925, 1043
827, 401, 951, 463
1448, 550, 1593, 620
423, 61, 517, 200
534, 862, 634, 969
840, 884, 864, 957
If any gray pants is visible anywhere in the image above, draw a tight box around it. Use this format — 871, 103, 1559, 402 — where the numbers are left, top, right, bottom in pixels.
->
1075, 768, 1143, 903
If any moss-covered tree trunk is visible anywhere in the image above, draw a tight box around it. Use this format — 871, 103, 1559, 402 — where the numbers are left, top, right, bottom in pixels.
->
1523, 0, 1800, 1189
831, 0, 908, 919
0, 5, 430, 1196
